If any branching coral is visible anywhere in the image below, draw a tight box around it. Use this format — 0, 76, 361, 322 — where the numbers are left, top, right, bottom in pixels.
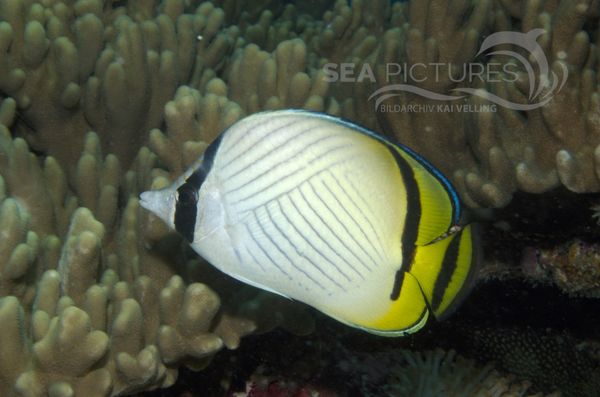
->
453, 0, 600, 207
0, 212, 203, 395
236, 5, 301, 52
148, 81, 243, 176
226, 38, 336, 114
0, 271, 225, 396
0, 83, 259, 395
0, 124, 237, 395
0, 0, 236, 169
310, 0, 386, 64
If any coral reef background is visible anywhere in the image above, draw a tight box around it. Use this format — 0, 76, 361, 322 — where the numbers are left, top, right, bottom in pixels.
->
0, 0, 599, 395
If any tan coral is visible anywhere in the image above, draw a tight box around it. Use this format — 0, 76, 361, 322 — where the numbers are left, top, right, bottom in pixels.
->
0, 191, 37, 303
240, 5, 300, 52
455, 0, 600, 206
0, 0, 101, 166
0, 196, 238, 395
0, 124, 70, 235
0, 115, 258, 396
157, 277, 223, 369
214, 0, 286, 26
0, 0, 236, 170
0, 269, 227, 396
310, 0, 387, 64
0, 97, 16, 126
148, 81, 243, 176
227, 38, 337, 114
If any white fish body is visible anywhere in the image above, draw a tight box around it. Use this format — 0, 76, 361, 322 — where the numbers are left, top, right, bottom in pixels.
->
140, 110, 479, 336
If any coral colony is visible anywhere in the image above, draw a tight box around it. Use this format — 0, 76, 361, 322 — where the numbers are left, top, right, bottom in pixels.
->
0, 0, 599, 396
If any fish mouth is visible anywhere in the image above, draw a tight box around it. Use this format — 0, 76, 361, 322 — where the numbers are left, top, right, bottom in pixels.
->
140, 192, 150, 209
139, 190, 166, 214
139, 191, 152, 210
138, 189, 176, 227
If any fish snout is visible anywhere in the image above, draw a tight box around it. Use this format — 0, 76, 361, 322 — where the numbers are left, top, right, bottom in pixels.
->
139, 189, 176, 227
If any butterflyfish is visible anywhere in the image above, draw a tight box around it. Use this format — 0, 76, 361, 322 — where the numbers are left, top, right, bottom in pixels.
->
140, 110, 480, 336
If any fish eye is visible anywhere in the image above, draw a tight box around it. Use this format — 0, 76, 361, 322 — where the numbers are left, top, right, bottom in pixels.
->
178, 187, 198, 205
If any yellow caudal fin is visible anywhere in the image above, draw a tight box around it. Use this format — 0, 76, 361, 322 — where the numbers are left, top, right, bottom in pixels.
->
408, 224, 480, 320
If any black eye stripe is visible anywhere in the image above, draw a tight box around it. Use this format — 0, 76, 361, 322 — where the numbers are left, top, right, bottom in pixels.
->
173, 133, 224, 242
178, 187, 198, 203
175, 177, 201, 242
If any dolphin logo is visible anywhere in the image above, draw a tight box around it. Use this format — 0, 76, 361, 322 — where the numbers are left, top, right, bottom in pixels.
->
467, 29, 567, 102
369, 29, 568, 111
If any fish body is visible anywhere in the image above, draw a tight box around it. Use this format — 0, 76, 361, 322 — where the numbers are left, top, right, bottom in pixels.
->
140, 110, 479, 336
